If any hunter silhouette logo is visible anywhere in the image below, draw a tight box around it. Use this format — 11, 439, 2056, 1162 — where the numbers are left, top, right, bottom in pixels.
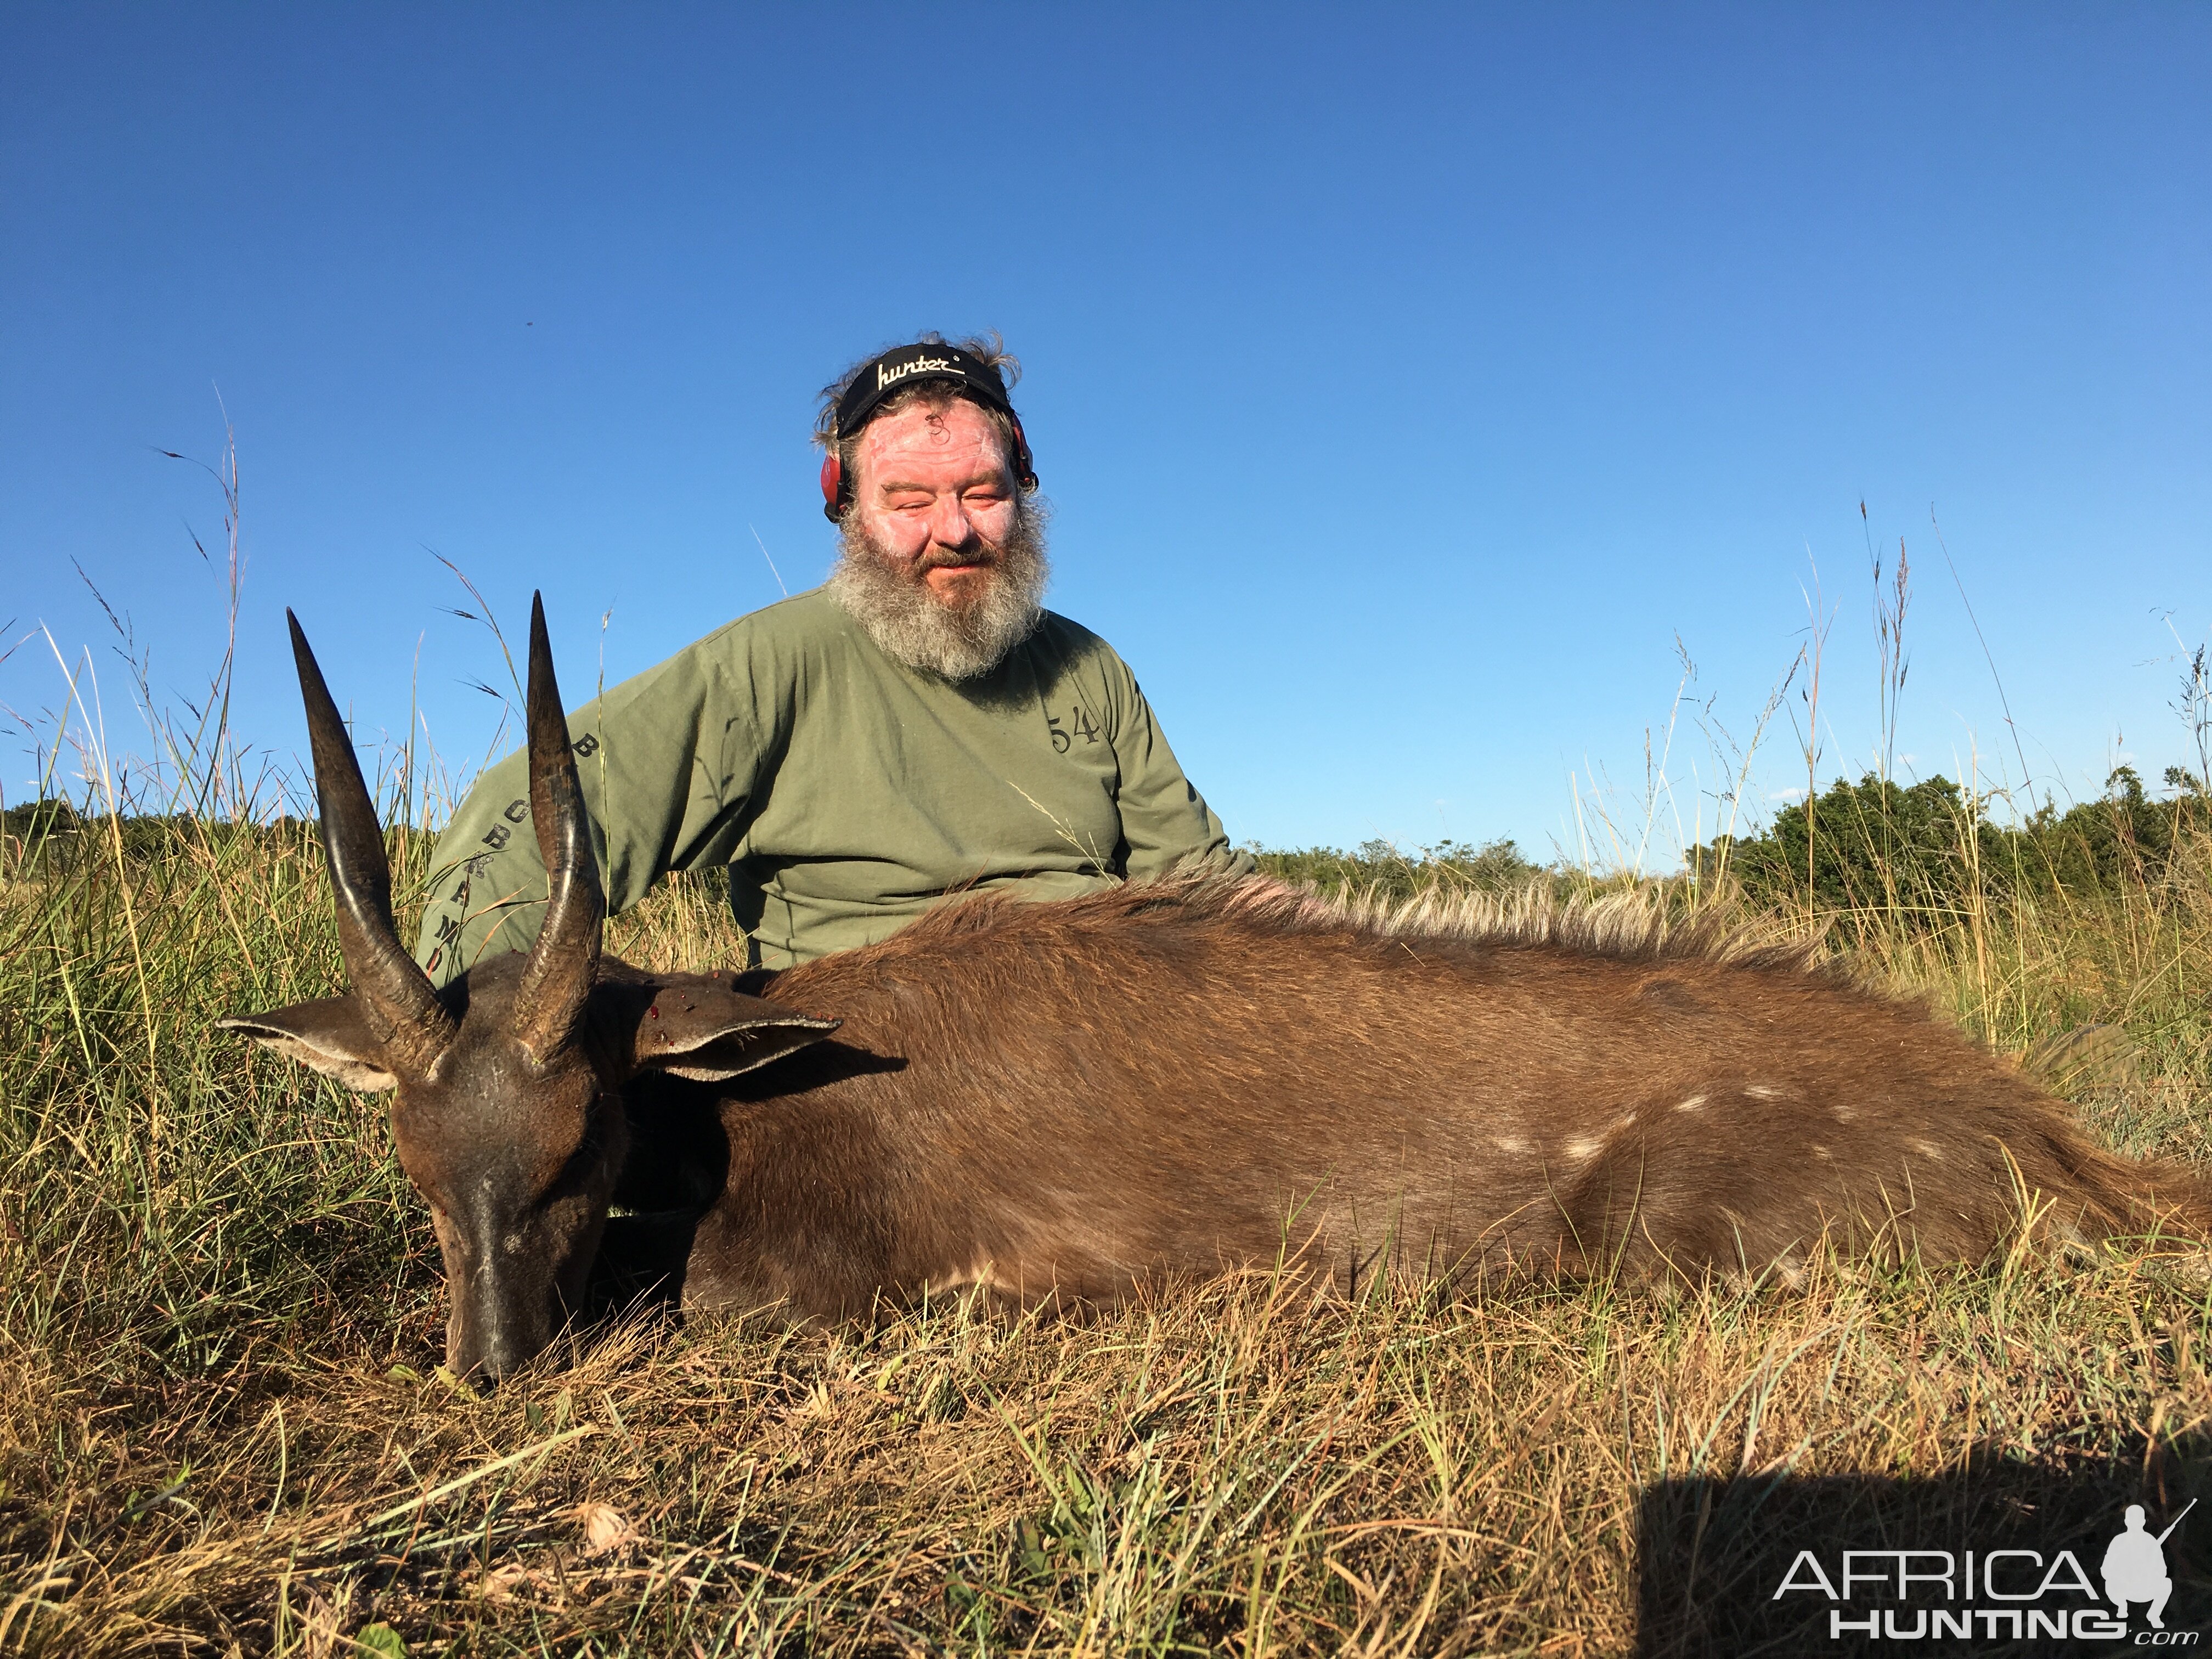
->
1774, 1498, 2199, 1642
2106, 1500, 2192, 1630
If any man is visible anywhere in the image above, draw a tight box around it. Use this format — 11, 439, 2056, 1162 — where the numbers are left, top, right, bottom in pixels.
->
2101, 1504, 2174, 1629
413, 335, 1249, 980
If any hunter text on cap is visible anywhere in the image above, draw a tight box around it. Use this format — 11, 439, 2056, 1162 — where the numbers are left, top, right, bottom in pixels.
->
834, 343, 1020, 438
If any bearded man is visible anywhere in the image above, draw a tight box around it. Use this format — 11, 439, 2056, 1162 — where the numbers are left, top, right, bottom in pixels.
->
413, 336, 1249, 980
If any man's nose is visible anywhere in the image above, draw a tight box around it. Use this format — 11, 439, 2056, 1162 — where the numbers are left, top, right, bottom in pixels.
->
925, 496, 978, 550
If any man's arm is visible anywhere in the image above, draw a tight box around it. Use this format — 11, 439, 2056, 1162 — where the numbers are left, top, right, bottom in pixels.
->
412, 622, 773, 985
1099, 657, 1254, 883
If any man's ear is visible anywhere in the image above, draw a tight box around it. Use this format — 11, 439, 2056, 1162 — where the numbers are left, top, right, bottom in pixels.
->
218, 997, 399, 1093
628, 977, 840, 1082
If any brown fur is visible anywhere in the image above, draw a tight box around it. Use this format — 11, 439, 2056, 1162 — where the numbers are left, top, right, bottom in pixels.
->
662, 876, 2211, 1318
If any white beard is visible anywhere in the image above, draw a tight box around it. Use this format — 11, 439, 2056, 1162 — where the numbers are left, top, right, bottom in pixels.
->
826, 502, 1051, 680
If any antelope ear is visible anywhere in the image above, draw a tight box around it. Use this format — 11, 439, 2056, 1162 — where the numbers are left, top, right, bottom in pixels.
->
629, 978, 839, 1082
218, 997, 399, 1093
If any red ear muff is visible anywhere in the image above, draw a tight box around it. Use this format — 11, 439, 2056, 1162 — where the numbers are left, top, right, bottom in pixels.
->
819, 454, 843, 522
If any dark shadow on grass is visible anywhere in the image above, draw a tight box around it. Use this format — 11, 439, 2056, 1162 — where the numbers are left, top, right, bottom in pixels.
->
1635, 1454, 2208, 1656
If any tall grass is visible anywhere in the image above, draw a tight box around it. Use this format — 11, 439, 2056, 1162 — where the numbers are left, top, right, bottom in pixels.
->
4, 544, 2212, 1652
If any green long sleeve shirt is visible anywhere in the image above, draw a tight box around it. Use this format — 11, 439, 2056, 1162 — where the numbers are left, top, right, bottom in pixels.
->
412, 586, 1250, 981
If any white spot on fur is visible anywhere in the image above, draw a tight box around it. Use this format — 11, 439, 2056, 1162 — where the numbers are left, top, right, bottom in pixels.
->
1831, 1104, 1857, 1122
1615, 1113, 1637, 1132
1494, 1136, 1530, 1155
1745, 1084, 1785, 1099
1673, 1093, 1707, 1113
1912, 1139, 1944, 1161
1563, 1136, 1602, 1163
1813, 1144, 1833, 1160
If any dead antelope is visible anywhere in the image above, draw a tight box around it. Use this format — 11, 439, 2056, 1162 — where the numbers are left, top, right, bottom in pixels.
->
223, 597, 2210, 1380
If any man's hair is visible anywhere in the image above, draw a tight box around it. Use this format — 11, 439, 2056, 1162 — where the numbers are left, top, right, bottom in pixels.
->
814, 332, 1026, 500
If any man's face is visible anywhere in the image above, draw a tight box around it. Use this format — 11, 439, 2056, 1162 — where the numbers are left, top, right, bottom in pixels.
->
850, 399, 1020, 606
828, 391, 1048, 681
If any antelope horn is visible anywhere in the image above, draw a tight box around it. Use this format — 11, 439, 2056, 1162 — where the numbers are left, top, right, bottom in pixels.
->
514, 593, 604, 1062
288, 611, 456, 1074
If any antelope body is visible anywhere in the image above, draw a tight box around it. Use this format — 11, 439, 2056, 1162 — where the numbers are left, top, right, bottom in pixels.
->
224, 598, 2209, 1379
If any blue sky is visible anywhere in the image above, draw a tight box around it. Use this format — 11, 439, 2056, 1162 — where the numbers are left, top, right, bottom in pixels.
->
3, 4, 2207, 865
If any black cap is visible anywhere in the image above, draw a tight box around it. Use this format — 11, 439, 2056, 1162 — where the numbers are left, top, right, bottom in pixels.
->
834, 342, 1034, 482
834, 342, 1015, 435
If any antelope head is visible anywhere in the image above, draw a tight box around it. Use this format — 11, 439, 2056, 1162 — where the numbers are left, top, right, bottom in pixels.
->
224, 596, 835, 1380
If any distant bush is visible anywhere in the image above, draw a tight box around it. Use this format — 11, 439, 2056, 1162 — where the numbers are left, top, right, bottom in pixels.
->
3, 798, 268, 868
16, 774, 2207, 932
1251, 836, 1553, 905
5, 798, 1556, 912
0, 798, 429, 881
1691, 764, 2211, 919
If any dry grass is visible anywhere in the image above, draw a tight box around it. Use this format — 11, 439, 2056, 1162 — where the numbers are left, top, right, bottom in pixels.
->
12, 1241, 2212, 1656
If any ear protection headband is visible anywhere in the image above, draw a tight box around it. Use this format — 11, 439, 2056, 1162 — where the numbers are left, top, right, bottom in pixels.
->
819, 342, 1037, 522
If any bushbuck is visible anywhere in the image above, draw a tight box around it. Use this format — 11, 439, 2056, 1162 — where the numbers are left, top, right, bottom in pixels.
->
223, 597, 2210, 1380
